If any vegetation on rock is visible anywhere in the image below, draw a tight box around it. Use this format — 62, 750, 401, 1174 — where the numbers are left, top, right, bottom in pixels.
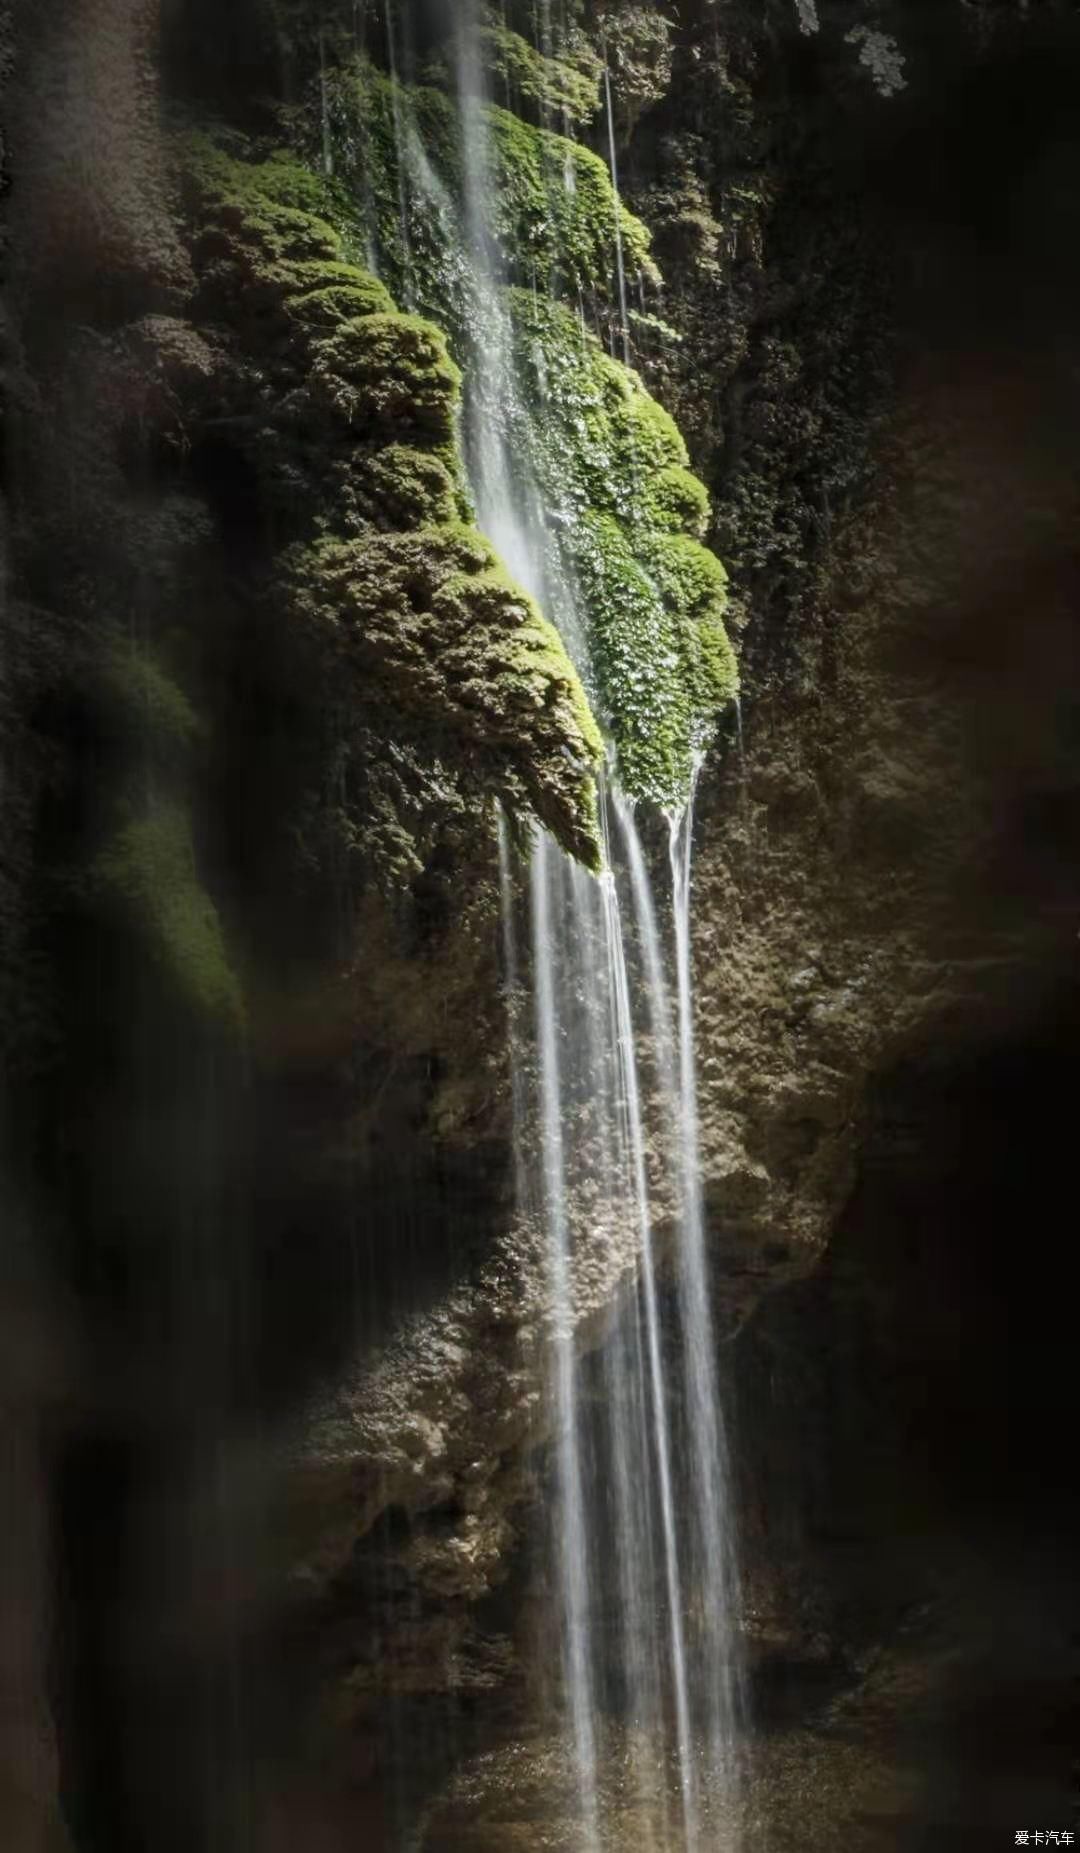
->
314, 53, 737, 810
288, 526, 603, 867
91, 801, 243, 1029
179, 130, 605, 873
478, 12, 602, 130
319, 56, 657, 314
509, 292, 737, 805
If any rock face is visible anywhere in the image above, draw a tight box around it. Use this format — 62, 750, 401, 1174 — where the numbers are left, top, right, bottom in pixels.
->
3, 0, 1080, 1847
278, 5, 1080, 1837
690, 367, 1080, 1324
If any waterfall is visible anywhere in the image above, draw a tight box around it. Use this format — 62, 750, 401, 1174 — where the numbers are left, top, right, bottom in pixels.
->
669, 791, 745, 1796
450, 16, 604, 1822
499, 791, 743, 1847
617, 787, 745, 1809
440, 6, 742, 1839
530, 835, 603, 1848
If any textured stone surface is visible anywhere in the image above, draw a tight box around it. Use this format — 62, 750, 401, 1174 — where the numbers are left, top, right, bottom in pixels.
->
287, 305, 1080, 1838
4, 0, 1080, 1844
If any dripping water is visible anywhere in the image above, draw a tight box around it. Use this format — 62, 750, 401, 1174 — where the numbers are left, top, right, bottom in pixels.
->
602, 53, 631, 366
597, 801, 698, 1847
383, 0, 414, 304
668, 786, 745, 1806
318, 30, 333, 176
366, 6, 747, 1839
531, 835, 602, 1847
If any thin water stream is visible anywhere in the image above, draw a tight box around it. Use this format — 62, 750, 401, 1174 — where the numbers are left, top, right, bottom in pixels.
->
500, 790, 743, 1848
377, 7, 745, 1840
383, 0, 414, 303
602, 54, 631, 365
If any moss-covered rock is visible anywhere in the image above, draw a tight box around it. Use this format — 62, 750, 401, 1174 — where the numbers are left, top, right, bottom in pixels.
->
479, 13, 602, 130
361, 444, 461, 530
507, 290, 737, 805
90, 801, 243, 1029
178, 38, 735, 838
307, 60, 734, 809
178, 129, 605, 871
307, 311, 461, 442
287, 525, 603, 869
286, 277, 395, 327
96, 641, 202, 764
320, 57, 657, 314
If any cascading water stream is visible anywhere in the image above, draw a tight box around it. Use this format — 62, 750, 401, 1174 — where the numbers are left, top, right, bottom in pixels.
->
617, 790, 746, 1815
437, 6, 744, 1840
449, 9, 602, 1826
530, 837, 603, 1849
499, 786, 743, 1848
671, 788, 745, 1766
597, 807, 698, 1847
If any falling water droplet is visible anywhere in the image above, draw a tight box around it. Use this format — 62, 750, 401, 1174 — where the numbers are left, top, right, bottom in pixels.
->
602, 52, 631, 367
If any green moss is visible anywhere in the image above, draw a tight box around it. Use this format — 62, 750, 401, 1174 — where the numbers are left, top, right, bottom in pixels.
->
92, 802, 244, 1028
286, 279, 396, 327
287, 525, 603, 869
320, 59, 657, 316
179, 128, 605, 869
97, 642, 201, 760
573, 510, 692, 800
486, 101, 656, 295
308, 312, 461, 442
506, 290, 738, 805
650, 465, 711, 538
180, 82, 735, 824
361, 445, 460, 529
181, 133, 344, 292
479, 15, 602, 129
269, 258, 394, 306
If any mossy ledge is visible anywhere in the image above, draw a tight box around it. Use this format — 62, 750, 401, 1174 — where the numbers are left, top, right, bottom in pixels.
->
509, 291, 739, 806
179, 132, 604, 873
312, 56, 737, 810
286, 527, 603, 870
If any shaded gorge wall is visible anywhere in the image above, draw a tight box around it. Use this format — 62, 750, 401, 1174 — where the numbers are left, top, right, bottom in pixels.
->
3, 0, 1080, 1848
